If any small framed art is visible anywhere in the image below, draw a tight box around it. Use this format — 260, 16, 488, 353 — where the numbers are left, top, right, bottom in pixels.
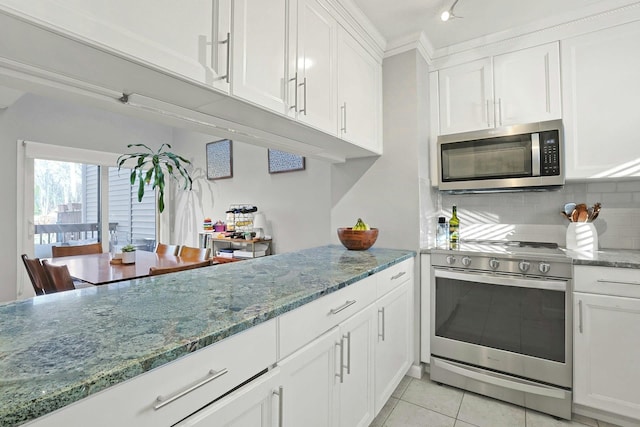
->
206, 139, 233, 180
268, 149, 305, 174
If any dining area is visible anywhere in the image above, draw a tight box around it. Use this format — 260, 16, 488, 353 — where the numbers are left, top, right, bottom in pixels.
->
21, 242, 215, 295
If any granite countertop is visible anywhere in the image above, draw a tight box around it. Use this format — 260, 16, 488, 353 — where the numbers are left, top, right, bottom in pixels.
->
420, 247, 640, 269
0, 245, 415, 426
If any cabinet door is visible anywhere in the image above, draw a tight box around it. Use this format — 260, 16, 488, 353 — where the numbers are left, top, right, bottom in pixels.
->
374, 280, 412, 413
438, 58, 493, 135
337, 26, 381, 152
562, 21, 640, 179
232, 0, 289, 114
279, 327, 340, 427
574, 292, 640, 420
295, 0, 337, 135
0, 0, 229, 89
337, 304, 376, 427
175, 368, 281, 427
493, 42, 561, 126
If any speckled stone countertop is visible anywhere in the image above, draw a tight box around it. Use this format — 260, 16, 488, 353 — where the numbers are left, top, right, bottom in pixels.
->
0, 245, 414, 426
420, 247, 640, 269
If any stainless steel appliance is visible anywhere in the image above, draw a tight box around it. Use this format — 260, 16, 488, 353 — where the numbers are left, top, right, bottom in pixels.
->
438, 120, 564, 192
430, 241, 573, 419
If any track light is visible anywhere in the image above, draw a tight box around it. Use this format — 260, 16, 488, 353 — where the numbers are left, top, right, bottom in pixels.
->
441, 0, 460, 21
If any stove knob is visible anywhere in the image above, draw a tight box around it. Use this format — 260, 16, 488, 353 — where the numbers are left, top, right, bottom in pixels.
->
518, 261, 531, 273
446, 255, 456, 265
461, 256, 472, 267
488, 258, 500, 270
538, 262, 551, 274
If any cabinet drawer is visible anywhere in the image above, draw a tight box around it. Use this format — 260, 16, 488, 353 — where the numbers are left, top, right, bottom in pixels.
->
574, 266, 640, 298
279, 276, 376, 358
28, 320, 277, 427
377, 258, 414, 298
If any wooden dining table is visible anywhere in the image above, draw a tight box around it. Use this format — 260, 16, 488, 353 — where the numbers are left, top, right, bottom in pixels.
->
45, 251, 208, 285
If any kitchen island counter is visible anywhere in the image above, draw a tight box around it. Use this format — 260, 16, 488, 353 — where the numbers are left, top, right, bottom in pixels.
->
1, 245, 414, 426
565, 247, 640, 269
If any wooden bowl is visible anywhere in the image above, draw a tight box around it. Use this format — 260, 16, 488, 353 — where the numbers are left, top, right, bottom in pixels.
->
337, 228, 379, 250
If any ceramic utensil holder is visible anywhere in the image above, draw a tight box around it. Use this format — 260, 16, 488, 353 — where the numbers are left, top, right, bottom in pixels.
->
566, 222, 598, 251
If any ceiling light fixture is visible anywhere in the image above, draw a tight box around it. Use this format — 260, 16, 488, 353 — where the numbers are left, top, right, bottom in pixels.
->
441, 0, 461, 21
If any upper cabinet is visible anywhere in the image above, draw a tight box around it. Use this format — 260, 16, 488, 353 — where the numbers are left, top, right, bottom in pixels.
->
437, 42, 561, 135
337, 26, 382, 153
561, 20, 640, 179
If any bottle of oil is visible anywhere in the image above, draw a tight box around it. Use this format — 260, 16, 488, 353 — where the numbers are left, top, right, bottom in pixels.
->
449, 205, 459, 250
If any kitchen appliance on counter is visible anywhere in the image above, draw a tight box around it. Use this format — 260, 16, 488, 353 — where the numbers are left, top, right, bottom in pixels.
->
430, 240, 573, 419
438, 119, 564, 192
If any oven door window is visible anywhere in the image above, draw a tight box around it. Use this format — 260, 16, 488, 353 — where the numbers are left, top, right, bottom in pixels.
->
435, 275, 565, 363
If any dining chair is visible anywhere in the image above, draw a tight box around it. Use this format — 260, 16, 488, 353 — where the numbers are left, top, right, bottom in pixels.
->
51, 242, 103, 257
155, 243, 180, 256
41, 260, 76, 292
178, 245, 211, 261
21, 254, 57, 295
148, 259, 212, 276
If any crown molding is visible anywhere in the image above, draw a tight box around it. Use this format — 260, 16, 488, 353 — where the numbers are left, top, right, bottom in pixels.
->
384, 31, 434, 65
326, 0, 387, 61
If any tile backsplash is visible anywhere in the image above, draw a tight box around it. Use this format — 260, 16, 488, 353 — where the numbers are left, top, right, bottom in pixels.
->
422, 180, 640, 250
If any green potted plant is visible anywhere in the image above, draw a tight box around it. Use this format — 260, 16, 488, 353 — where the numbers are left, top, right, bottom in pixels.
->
117, 143, 193, 213
121, 244, 137, 264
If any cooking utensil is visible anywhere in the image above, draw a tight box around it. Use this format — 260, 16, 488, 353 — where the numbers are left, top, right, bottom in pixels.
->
564, 203, 576, 216
589, 202, 602, 222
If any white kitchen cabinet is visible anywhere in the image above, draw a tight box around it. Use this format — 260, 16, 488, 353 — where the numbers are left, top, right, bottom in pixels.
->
231, 0, 289, 114
279, 327, 340, 427
175, 368, 281, 427
374, 279, 413, 413
292, 0, 338, 135
562, 21, 640, 179
337, 304, 376, 427
420, 253, 431, 363
437, 42, 561, 135
573, 266, 640, 422
337, 26, 382, 153
0, 0, 231, 91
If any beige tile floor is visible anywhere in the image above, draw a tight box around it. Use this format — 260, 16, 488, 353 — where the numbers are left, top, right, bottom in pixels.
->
370, 375, 621, 427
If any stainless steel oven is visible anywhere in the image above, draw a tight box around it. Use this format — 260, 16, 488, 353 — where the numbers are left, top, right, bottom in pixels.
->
430, 242, 573, 419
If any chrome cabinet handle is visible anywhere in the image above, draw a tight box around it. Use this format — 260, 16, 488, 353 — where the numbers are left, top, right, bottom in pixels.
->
340, 102, 347, 133
329, 299, 356, 315
378, 307, 385, 341
219, 32, 231, 84
335, 340, 344, 383
299, 77, 307, 115
154, 368, 228, 410
289, 72, 298, 112
273, 386, 284, 427
391, 271, 406, 280
486, 99, 491, 127
596, 279, 640, 286
578, 300, 583, 334
343, 332, 351, 375
498, 98, 503, 126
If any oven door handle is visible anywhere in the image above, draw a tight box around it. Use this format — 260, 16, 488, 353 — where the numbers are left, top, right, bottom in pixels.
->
434, 269, 568, 292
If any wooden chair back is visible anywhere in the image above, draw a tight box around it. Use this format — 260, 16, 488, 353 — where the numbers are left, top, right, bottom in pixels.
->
178, 245, 211, 261
41, 260, 76, 292
52, 242, 103, 258
21, 254, 56, 295
155, 243, 180, 256
149, 260, 212, 276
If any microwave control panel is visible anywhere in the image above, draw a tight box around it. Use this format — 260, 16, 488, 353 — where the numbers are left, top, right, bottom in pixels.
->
540, 130, 560, 176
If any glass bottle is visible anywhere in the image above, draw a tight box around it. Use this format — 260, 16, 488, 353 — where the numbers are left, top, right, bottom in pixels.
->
436, 216, 448, 249
449, 205, 459, 250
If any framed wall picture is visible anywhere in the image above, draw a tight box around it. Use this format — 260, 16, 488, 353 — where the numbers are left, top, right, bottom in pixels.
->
206, 139, 233, 180
268, 149, 305, 174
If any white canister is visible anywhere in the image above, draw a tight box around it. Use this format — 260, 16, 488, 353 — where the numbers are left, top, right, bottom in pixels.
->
122, 251, 136, 264
566, 222, 598, 251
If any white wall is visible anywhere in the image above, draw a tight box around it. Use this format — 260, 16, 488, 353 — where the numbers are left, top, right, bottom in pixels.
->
0, 93, 174, 302
169, 129, 333, 255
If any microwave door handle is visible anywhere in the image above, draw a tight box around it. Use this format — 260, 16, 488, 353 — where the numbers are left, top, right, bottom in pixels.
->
531, 133, 541, 176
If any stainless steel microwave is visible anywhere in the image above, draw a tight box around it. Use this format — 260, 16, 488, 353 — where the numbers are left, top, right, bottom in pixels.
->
437, 119, 564, 192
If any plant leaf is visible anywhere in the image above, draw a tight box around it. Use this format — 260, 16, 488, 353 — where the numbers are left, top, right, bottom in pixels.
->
137, 176, 145, 202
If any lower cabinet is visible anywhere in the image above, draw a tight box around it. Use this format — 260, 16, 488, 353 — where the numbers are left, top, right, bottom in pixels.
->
573, 266, 640, 422
374, 280, 412, 413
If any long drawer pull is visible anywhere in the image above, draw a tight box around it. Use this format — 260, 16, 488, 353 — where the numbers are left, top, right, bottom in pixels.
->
391, 271, 406, 280
273, 386, 284, 427
329, 299, 356, 315
596, 279, 640, 286
154, 368, 229, 410
578, 300, 583, 334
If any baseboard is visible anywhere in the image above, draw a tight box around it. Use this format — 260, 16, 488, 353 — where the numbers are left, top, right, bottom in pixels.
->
573, 403, 640, 427
406, 363, 422, 379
